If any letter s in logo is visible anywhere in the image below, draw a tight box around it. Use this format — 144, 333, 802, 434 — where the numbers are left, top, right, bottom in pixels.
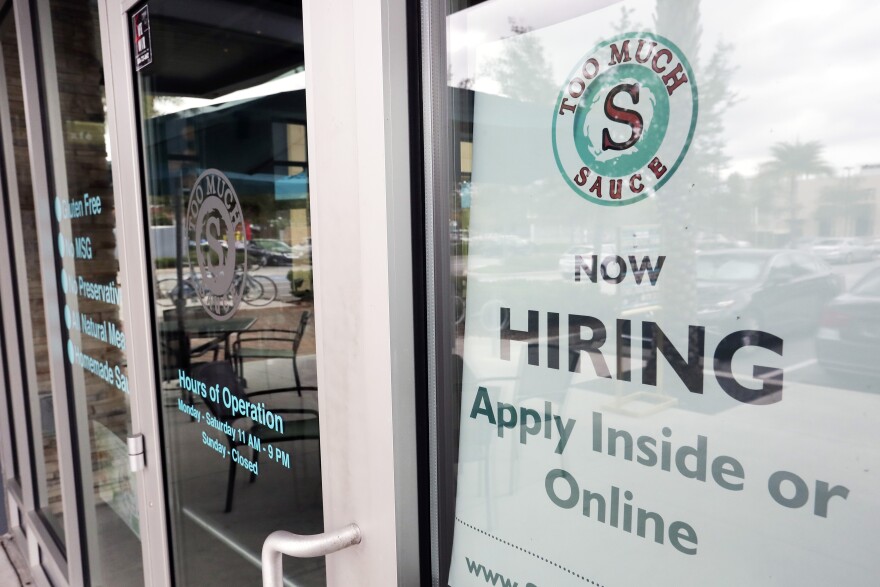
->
206, 215, 226, 269
601, 83, 643, 152
195, 197, 235, 295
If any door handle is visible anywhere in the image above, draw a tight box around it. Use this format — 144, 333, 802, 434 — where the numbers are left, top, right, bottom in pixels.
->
261, 523, 361, 587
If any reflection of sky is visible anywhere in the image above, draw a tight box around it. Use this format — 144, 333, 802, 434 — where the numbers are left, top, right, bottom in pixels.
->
449, 0, 880, 176
151, 70, 306, 116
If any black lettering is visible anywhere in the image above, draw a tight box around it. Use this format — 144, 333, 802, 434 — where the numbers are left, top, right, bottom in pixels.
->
568, 315, 611, 378
642, 322, 705, 394
500, 308, 539, 366
714, 330, 784, 404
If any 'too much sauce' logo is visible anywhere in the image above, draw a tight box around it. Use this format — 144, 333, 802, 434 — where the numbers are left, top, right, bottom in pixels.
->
187, 169, 245, 320
552, 33, 697, 206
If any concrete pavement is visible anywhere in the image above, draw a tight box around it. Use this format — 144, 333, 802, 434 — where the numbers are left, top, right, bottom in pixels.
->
0, 535, 29, 586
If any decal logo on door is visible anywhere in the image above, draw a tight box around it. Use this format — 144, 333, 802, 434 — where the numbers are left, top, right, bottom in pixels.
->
551, 33, 698, 206
187, 169, 246, 320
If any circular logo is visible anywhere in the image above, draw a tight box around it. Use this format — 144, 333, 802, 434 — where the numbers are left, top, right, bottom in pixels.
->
186, 169, 245, 320
552, 33, 697, 206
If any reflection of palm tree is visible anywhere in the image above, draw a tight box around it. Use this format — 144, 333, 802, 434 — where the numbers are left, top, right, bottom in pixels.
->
765, 141, 831, 238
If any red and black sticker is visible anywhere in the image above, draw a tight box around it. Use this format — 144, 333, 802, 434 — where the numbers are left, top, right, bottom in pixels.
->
132, 5, 152, 71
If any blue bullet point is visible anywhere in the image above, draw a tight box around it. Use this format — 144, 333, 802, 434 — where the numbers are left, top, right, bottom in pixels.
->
57, 233, 65, 258
67, 340, 75, 364
64, 305, 71, 329
60, 269, 68, 294
54, 197, 62, 221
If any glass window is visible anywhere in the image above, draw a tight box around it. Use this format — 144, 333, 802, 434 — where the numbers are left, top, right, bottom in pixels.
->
427, 1, 880, 585
31, 0, 143, 581
0, 4, 65, 547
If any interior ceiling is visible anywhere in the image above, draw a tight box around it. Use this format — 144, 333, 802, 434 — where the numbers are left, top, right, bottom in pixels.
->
143, 0, 305, 98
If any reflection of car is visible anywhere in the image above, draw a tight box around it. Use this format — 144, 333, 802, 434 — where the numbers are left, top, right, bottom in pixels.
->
810, 237, 872, 264
866, 237, 880, 255
696, 249, 842, 334
247, 239, 298, 266
191, 238, 245, 250
817, 268, 880, 376
695, 234, 750, 252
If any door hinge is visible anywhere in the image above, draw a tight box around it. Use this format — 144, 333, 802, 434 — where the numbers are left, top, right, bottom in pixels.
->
127, 434, 146, 472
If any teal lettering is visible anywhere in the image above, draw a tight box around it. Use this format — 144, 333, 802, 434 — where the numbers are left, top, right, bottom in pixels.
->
469, 386, 496, 424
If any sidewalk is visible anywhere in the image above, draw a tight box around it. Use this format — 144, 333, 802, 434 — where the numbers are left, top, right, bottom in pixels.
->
0, 534, 29, 586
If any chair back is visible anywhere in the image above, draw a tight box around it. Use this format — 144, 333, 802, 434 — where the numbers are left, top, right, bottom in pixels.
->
293, 310, 311, 353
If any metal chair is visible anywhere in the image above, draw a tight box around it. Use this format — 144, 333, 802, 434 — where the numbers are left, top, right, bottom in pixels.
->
231, 310, 315, 397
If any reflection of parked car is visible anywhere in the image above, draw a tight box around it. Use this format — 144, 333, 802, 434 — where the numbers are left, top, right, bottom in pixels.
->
818, 268, 880, 376
695, 234, 750, 252
866, 237, 880, 256
696, 250, 842, 335
247, 239, 298, 266
810, 237, 872, 264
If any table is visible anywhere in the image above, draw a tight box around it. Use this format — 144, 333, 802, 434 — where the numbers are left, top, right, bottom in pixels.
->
159, 316, 257, 359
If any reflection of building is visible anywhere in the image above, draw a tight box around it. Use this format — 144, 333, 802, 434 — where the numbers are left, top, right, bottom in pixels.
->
751, 165, 880, 244
795, 166, 880, 238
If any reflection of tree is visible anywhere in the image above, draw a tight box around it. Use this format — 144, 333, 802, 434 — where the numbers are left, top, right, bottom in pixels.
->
654, 0, 735, 329
765, 140, 831, 238
739, 167, 787, 244
477, 22, 584, 245
610, 1, 739, 237
722, 172, 761, 240
612, 6, 638, 35
484, 20, 556, 103
660, 2, 739, 234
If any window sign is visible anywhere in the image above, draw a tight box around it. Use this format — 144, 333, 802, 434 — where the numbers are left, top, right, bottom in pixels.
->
57, 192, 129, 394
132, 5, 152, 72
447, 3, 880, 586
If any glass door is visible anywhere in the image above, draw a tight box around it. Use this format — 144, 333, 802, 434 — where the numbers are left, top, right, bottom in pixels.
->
103, 0, 420, 585
130, 1, 324, 585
